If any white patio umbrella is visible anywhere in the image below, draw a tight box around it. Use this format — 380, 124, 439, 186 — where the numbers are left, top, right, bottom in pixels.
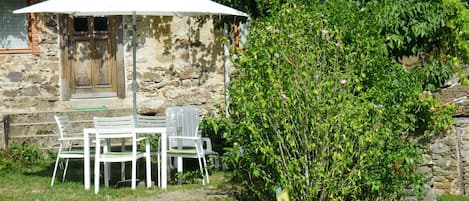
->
14, 0, 248, 119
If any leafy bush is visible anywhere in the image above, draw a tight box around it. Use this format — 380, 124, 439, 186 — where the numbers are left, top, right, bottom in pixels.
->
0, 142, 46, 173
221, 0, 462, 200
200, 116, 232, 155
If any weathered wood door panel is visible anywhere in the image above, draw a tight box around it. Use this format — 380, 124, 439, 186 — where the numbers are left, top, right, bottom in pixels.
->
69, 16, 116, 98
71, 39, 92, 89
94, 36, 113, 89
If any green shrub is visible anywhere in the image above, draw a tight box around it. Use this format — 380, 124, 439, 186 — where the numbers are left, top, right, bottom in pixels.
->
222, 0, 461, 200
0, 142, 47, 173
200, 116, 232, 155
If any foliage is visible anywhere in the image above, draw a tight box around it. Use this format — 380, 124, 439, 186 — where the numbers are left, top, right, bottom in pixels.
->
368, 0, 469, 91
0, 142, 48, 173
221, 0, 462, 200
216, 0, 469, 90
200, 116, 232, 155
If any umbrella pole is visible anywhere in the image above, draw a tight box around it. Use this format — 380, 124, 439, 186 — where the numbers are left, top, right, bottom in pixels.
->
132, 11, 138, 123
223, 22, 230, 118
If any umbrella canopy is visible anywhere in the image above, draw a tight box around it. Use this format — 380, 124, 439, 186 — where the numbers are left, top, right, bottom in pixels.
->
13, 0, 248, 17
14, 0, 248, 119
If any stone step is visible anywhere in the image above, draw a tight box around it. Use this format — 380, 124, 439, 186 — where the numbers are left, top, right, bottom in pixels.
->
4, 108, 132, 149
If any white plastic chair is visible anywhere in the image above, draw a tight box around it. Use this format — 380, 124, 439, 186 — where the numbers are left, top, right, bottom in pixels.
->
51, 115, 86, 186
93, 115, 151, 194
136, 114, 166, 187
166, 106, 209, 185
201, 137, 220, 169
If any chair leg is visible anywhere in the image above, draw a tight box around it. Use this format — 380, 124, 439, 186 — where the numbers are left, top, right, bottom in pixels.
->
62, 158, 70, 182
177, 156, 183, 185
50, 149, 62, 186
121, 138, 126, 181
104, 162, 110, 187
94, 160, 100, 194
146, 156, 151, 188
146, 140, 151, 188
157, 153, 161, 187
104, 140, 111, 187
202, 155, 210, 184
131, 159, 137, 190
196, 156, 205, 185
167, 157, 172, 183
95, 141, 101, 194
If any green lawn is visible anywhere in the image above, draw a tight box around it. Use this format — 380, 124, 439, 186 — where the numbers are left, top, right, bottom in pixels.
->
0, 160, 236, 201
438, 195, 469, 201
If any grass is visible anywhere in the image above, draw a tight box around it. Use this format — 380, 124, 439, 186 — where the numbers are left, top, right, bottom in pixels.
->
0, 159, 237, 201
438, 195, 469, 201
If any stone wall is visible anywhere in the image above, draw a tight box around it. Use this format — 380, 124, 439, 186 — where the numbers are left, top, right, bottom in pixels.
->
0, 14, 230, 116
0, 14, 61, 113
124, 16, 228, 115
424, 118, 469, 197
424, 80, 469, 198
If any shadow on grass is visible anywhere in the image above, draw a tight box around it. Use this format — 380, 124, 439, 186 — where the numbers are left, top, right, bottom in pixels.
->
23, 159, 158, 188
23, 158, 207, 188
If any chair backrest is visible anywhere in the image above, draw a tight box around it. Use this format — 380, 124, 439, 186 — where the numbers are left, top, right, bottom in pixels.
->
54, 115, 74, 138
180, 107, 200, 138
165, 106, 200, 148
93, 115, 135, 139
136, 115, 166, 128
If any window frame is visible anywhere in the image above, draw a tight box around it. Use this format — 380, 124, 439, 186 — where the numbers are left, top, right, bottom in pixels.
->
0, 0, 40, 55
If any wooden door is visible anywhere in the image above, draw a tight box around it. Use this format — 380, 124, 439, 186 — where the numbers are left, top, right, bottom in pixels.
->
69, 16, 117, 98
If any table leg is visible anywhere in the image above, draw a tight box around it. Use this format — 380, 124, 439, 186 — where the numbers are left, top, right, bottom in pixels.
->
161, 131, 167, 190
84, 130, 90, 190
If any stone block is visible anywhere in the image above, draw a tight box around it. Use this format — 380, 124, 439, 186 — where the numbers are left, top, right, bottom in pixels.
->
433, 175, 447, 182
434, 182, 451, 194
21, 86, 40, 96
179, 68, 200, 80
47, 56, 58, 61
49, 74, 58, 84
434, 159, 451, 168
2, 90, 16, 97
138, 99, 165, 114
462, 151, 469, 160
192, 78, 201, 86
42, 85, 59, 96
7, 72, 22, 82
25, 73, 43, 84
182, 79, 192, 88
142, 72, 164, 83
433, 166, 450, 177
432, 154, 443, 160
418, 166, 433, 174
432, 142, 450, 154
463, 143, 469, 150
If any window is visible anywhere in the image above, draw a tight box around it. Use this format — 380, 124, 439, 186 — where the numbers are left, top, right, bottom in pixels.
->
0, 0, 39, 54
93, 17, 108, 32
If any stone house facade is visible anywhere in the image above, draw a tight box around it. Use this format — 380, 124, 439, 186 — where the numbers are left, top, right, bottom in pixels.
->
1, 6, 239, 116
0, 1, 246, 150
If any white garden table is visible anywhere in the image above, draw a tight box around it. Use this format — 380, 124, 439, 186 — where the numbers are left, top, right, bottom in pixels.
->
82, 127, 168, 190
